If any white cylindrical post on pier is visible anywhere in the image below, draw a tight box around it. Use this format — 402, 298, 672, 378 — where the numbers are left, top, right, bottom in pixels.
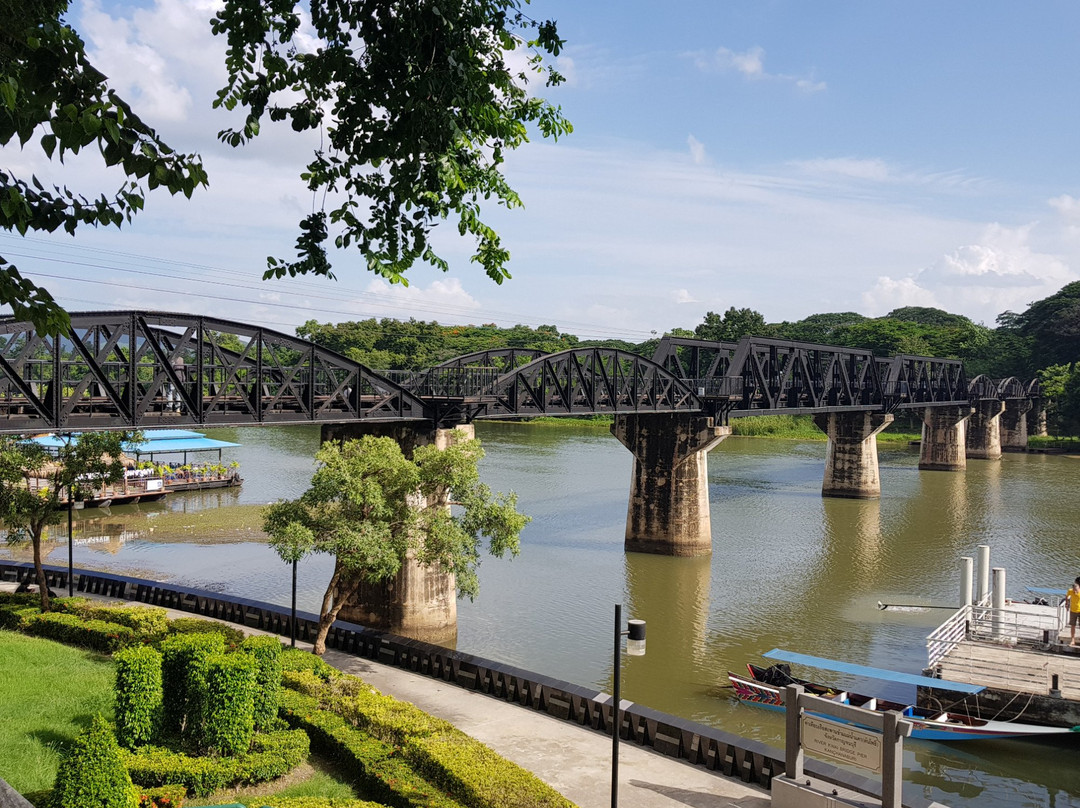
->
992, 567, 1007, 639
960, 556, 973, 607
976, 545, 991, 605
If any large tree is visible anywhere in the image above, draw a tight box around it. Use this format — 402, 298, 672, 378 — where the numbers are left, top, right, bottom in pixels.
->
2, 0, 570, 334
212, 0, 571, 287
0, 0, 208, 335
0, 431, 133, 611
263, 434, 528, 654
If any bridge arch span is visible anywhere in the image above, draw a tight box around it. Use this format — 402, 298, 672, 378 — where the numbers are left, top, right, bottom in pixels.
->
0, 310, 426, 434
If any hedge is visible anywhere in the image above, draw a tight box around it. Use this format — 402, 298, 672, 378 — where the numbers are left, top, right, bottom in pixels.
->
160, 633, 225, 740
280, 689, 465, 808
22, 611, 138, 653
166, 617, 245, 647
280, 647, 335, 680
260, 800, 385, 808
204, 653, 256, 756
77, 604, 169, 638
120, 729, 309, 797
240, 635, 283, 731
282, 671, 574, 808
115, 645, 165, 748
136, 784, 186, 808
51, 715, 139, 808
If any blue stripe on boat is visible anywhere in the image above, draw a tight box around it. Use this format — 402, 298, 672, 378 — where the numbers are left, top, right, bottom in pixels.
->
762, 649, 985, 694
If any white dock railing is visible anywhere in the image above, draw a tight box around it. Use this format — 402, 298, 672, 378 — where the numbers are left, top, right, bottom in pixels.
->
927, 600, 1066, 669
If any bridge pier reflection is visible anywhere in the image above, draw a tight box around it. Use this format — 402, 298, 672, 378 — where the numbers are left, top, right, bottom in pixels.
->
611, 413, 729, 556
966, 400, 1005, 460
812, 411, 893, 499
321, 421, 475, 645
919, 405, 974, 471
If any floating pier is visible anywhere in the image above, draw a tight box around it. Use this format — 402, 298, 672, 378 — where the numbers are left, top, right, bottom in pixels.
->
918, 546, 1080, 728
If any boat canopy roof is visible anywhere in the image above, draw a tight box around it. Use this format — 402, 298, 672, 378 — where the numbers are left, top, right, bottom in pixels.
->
763, 649, 986, 694
30, 430, 239, 454
1027, 586, 1067, 596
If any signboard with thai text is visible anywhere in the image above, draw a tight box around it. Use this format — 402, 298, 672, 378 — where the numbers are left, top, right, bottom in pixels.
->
800, 715, 883, 774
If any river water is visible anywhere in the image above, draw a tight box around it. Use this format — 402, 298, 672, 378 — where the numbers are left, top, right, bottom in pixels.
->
4, 421, 1079, 807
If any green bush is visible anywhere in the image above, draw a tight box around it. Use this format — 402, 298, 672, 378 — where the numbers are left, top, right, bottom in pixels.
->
240, 635, 283, 731
283, 672, 574, 808
51, 715, 138, 808
166, 617, 246, 647
0, 590, 42, 607
159, 633, 225, 740
204, 653, 256, 756
0, 602, 39, 630
79, 604, 169, 637
262, 800, 385, 808
115, 645, 164, 749
280, 647, 336, 680
280, 689, 464, 808
22, 611, 138, 653
120, 730, 309, 797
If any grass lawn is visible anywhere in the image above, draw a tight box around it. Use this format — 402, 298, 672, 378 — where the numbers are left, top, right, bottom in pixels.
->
0, 630, 116, 794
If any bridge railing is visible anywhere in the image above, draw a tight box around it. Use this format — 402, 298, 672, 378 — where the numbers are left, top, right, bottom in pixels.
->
378, 368, 501, 397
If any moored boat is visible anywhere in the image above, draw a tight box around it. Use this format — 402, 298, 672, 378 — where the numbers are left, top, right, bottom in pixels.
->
729, 657, 1079, 741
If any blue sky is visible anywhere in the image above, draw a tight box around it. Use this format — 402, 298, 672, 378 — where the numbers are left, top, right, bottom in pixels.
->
5, 1, 1080, 342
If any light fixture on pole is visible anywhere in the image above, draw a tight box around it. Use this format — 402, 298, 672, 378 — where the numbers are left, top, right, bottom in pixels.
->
612, 604, 646, 808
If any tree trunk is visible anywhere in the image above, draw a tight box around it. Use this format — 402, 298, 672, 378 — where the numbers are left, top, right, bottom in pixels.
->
312, 569, 362, 656
31, 525, 49, 612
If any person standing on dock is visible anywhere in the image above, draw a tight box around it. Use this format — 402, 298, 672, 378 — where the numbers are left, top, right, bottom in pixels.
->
1067, 578, 1080, 646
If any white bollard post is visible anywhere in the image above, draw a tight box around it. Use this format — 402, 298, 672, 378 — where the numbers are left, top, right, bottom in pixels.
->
976, 545, 991, 605
960, 556, 973, 607
992, 567, 1007, 640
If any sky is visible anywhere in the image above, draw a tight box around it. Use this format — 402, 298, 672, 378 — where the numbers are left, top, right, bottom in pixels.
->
5, 1, 1080, 343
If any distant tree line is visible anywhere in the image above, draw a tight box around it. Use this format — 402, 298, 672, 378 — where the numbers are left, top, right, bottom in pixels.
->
294, 281, 1080, 435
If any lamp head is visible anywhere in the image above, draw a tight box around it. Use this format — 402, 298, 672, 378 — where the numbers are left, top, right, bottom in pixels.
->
626, 618, 646, 656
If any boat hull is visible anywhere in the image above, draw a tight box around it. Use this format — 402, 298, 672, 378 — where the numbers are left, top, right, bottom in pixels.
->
729, 667, 1076, 742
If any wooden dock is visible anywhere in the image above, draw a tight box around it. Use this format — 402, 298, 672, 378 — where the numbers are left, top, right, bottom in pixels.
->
921, 601, 1080, 727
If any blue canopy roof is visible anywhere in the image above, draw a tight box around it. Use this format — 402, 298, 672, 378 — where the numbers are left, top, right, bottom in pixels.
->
763, 649, 985, 694
29, 430, 239, 454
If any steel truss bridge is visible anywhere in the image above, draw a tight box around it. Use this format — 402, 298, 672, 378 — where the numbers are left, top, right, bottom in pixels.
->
0, 312, 1042, 434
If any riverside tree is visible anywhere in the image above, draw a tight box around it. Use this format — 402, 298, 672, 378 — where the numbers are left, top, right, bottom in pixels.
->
264, 434, 528, 654
0, 431, 132, 611
2, 0, 570, 335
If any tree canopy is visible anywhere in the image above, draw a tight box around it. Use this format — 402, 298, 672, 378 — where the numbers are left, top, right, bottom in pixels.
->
211, 0, 572, 287
263, 434, 528, 654
0, 0, 208, 335
1, 0, 570, 335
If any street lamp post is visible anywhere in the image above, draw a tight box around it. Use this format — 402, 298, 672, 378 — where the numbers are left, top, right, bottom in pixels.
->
611, 604, 646, 808
291, 557, 298, 648
66, 489, 73, 597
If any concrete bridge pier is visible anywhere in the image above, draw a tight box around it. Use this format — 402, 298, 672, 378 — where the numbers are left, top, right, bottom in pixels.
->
812, 412, 893, 498
321, 421, 475, 645
611, 413, 730, 556
919, 406, 975, 471
966, 400, 1006, 460
1001, 399, 1033, 451
1027, 405, 1047, 438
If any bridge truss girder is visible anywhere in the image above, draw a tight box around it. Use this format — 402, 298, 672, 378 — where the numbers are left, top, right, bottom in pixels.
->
0, 311, 426, 434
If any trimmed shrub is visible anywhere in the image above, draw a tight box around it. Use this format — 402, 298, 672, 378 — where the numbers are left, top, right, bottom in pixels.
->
115, 645, 164, 748
280, 689, 465, 808
136, 784, 186, 808
166, 617, 245, 647
120, 729, 309, 797
283, 672, 575, 808
79, 604, 169, 638
51, 715, 138, 808
0, 591, 41, 607
240, 635, 283, 731
203, 653, 257, 756
0, 602, 38, 630
22, 611, 138, 653
159, 632, 225, 739
281, 647, 336, 680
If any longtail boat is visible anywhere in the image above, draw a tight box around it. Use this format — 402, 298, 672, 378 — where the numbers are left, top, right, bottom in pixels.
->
730, 649, 1079, 742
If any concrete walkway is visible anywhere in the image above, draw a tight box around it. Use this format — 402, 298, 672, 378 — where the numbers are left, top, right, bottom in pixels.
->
6, 583, 772, 808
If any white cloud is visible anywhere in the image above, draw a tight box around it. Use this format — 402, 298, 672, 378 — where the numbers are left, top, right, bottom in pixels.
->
672, 289, 699, 304
687, 135, 707, 166
692, 45, 825, 93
